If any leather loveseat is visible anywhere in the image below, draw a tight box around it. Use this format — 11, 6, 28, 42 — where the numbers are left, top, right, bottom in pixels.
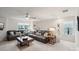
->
7, 30, 24, 41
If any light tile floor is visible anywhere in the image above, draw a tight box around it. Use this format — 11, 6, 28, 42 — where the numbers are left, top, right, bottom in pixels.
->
0, 40, 76, 51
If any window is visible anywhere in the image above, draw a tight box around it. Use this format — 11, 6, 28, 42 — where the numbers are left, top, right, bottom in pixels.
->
17, 23, 30, 32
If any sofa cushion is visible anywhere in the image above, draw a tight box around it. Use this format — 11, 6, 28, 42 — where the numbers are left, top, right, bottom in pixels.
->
10, 32, 14, 36
16, 32, 21, 36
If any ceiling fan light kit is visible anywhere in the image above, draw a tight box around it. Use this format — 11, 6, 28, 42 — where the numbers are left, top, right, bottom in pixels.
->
25, 13, 36, 19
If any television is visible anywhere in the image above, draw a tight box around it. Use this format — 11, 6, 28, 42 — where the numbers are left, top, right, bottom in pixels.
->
77, 16, 79, 31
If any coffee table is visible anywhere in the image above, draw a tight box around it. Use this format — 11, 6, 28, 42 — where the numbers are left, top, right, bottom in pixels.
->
16, 36, 34, 46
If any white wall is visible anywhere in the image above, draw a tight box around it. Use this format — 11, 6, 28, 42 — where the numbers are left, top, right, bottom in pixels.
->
7, 18, 33, 30
34, 19, 57, 30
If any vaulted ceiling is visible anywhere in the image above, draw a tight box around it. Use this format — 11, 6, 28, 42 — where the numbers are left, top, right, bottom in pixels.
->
0, 7, 78, 20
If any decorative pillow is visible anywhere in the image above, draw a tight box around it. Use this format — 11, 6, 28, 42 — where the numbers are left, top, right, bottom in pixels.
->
10, 32, 14, 36
16, 32, 21, 36
43, 32, 48, 37
36, 32, 41, 36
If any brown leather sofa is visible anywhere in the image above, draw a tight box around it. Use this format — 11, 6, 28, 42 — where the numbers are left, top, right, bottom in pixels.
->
27, 30, 49, 43
27, 30, 56, 44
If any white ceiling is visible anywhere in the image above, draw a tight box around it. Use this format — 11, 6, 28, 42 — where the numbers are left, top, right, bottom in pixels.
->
0, 7, 78, 20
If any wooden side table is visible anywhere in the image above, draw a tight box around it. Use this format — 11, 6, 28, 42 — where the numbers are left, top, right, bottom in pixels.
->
46, 35, 56, 44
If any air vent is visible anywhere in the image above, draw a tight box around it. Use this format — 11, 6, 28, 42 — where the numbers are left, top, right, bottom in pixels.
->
62, 9, 68, 13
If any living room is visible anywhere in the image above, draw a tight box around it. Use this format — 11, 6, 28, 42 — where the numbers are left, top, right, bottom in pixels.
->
0, 7, 79, 51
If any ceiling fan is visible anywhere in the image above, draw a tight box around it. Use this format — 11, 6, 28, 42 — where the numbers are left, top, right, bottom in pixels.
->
25, 13, 37, 19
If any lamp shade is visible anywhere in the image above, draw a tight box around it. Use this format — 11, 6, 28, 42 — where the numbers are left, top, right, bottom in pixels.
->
48, 28, 55, 31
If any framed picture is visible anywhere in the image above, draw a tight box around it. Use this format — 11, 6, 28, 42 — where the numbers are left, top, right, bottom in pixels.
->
0, 22, 4, 30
